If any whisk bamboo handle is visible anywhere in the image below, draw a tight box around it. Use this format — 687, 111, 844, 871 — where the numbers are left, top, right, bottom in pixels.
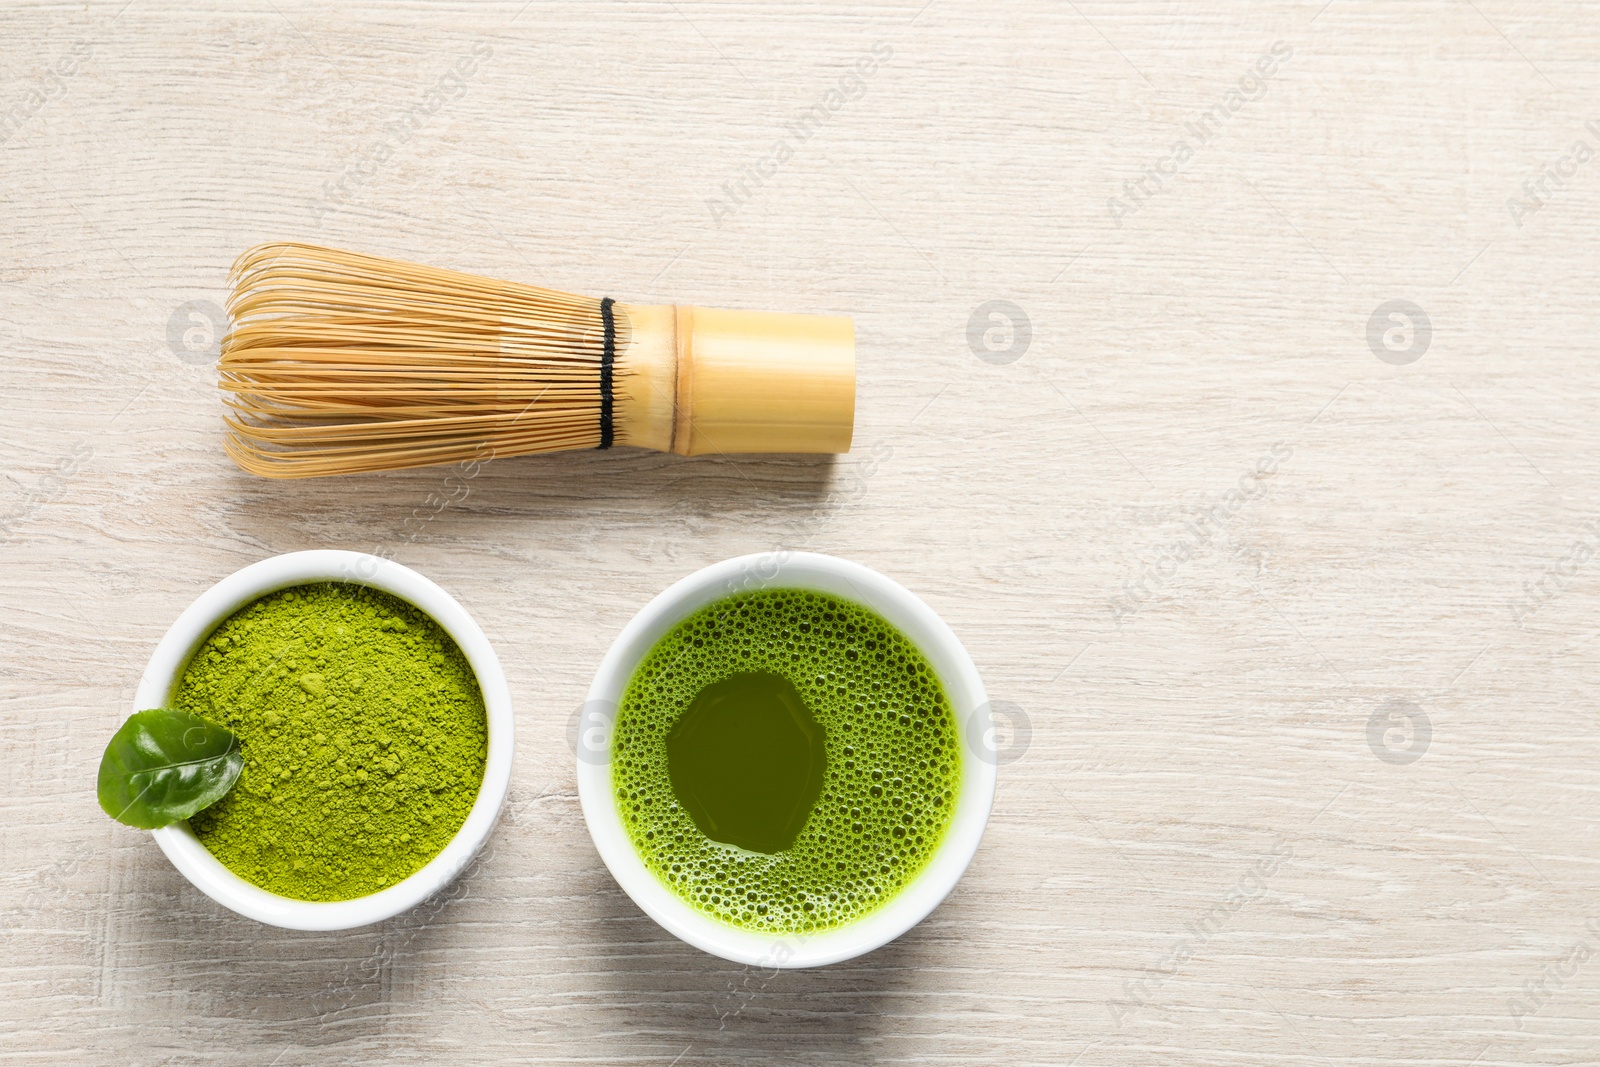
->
618, 304, 855, 456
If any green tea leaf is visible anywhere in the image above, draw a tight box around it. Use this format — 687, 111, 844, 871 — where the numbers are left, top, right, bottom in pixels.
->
97, 709, 243, 829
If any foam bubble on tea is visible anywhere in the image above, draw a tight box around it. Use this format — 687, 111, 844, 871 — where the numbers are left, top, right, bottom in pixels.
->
611, 588, 961, 934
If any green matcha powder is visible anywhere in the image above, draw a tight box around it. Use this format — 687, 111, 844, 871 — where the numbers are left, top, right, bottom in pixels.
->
174, 582, 488, 901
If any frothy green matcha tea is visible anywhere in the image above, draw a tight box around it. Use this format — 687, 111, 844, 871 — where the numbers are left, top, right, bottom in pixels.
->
172, 583, 488, 901
612, 588, 961, 934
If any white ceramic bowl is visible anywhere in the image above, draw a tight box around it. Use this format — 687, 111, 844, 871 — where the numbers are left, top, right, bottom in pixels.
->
577, 552, 996, 968
141, 550, 513, 930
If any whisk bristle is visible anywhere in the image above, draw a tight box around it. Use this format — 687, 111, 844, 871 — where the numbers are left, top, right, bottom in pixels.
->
220, 243, 629, 477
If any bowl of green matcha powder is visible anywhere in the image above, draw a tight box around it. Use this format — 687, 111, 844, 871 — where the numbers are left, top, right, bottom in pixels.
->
137, 550, 513, 930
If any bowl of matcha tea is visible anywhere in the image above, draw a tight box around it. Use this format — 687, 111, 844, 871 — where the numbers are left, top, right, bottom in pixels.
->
136, 550, 513, 930
577, 552, 995, 967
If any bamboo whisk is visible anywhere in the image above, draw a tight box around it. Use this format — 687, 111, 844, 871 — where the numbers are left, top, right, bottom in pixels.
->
220, 243, 855, 478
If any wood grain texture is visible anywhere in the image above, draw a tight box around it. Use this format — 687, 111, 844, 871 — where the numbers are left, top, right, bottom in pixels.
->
3, 1, 1599, 1063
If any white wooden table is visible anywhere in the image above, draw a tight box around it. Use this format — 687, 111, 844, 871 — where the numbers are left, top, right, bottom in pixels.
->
3, 1, 1598, 1063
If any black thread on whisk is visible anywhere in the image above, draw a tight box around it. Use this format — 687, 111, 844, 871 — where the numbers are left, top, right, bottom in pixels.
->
598, 297, 616, 449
